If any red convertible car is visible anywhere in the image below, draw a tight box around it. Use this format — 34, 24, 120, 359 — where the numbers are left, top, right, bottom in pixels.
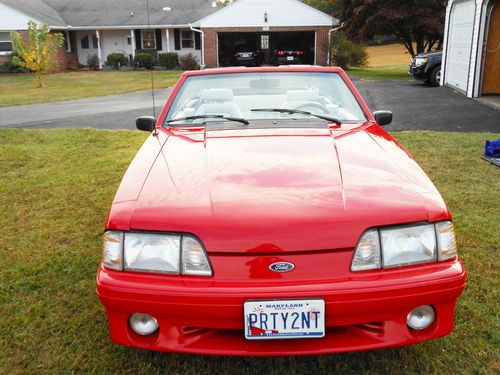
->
97, 66, 466, 355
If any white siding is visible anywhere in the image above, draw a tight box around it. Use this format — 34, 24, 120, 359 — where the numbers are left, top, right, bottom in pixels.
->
76, 29, 202, 66
75, 30, 98, 65
0, 3, 39, 31
198, 0, 334, 28
166, 29, 202, 61
100, 29, 134, 62
466, 0, 484, 97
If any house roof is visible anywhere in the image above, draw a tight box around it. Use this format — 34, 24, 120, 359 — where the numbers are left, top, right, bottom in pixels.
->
0, 0, 336, 30
0, 0, 66, 27
196, 0, 337, 28
0, 0, 220, 29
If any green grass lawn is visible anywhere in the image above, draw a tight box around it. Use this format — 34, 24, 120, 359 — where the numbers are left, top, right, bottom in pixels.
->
0, 71, 183, 107
0, 66, 409, 108
0, 129, 498, 374
347, 64, 410, 81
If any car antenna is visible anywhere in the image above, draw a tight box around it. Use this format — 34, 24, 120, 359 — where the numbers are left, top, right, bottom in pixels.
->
146, 0, 158, 135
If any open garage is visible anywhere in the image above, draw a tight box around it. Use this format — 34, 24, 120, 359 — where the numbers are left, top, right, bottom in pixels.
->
195, 0, 337, 68
217, 31, 316, 67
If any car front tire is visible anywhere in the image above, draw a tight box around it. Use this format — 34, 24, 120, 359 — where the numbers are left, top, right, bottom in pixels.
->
428, 65, 441, 87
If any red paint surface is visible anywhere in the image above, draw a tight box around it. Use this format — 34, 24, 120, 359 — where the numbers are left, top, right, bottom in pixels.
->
98, 66, 465, 355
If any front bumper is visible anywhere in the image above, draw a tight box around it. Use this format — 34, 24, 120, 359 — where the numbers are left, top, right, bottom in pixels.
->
276, 57, 303, 65
408, 64, 428, 80
96, 260, 466, 356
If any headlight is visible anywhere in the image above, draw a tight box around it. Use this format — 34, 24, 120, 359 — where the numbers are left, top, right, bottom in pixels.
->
381, 224, 436, 268
124, 233, 181, 274
102, 231, 213, 276
415, 58, 428, 67
351, 221, 457, 271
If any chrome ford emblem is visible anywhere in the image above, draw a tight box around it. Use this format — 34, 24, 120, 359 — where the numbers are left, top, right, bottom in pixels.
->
269, 262, 295, 273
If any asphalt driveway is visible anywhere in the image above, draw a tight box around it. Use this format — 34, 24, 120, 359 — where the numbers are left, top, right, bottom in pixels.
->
355, 80, 499, 132
0, 80, 498, 132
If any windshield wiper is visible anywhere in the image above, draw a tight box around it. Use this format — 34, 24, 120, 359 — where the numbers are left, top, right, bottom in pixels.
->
165, 115, 249, 126
251, 108, 342, 126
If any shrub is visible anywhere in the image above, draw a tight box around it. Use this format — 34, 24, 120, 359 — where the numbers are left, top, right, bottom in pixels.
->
330, 34, 368, 69
159, 52, 178, 70
106, 52, 128, 69
133, 53, 155, 69
87, 53, 100, 70
0, 53, 31, 73
178, 53, 199, 71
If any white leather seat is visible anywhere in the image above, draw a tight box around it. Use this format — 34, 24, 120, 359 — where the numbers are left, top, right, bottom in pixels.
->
282, 90, 321, 109
196, 89, 242, 118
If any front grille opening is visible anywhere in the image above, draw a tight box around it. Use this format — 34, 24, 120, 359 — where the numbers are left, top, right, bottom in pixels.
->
182, 326, 214, 338
353, 322, 385, 333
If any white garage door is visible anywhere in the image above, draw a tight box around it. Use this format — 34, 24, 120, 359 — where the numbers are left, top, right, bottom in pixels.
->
445, 0, 475, 92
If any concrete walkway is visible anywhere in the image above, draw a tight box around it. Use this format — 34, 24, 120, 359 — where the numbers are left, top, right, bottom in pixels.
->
0, 89, 170, 128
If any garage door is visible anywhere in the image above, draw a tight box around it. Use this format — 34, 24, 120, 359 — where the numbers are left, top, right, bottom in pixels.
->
445, 0, 475, 92
217, 32, 315, 67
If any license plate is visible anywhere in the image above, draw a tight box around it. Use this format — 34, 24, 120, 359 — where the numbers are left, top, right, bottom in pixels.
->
244, 299, 325, 340
287, 56, 294, 61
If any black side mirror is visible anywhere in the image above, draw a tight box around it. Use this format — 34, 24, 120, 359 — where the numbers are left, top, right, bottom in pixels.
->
136, 116, 157, 132
373, 111, 393, 126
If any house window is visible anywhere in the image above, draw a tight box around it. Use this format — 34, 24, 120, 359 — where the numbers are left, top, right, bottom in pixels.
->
142, 30, 156, 49
261, 35, 269, 49
92, 35, 99, 49
0, 32, 13, 53
81, 35, 89, 49
127, 36, 132, 45
181, 30, 194, 49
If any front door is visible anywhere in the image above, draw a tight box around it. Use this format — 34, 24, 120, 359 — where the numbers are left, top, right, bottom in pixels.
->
482, 1, 500, 94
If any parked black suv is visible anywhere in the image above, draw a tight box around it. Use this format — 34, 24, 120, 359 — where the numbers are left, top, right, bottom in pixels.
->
408, 51, 442, 87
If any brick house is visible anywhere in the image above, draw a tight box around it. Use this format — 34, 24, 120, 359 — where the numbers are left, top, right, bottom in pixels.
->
0, 0, 337, 70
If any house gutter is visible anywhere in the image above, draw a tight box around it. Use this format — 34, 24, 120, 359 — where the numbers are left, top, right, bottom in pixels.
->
51, 24, 192, 31
189, 23, 205, 67
328, 23, 344, 66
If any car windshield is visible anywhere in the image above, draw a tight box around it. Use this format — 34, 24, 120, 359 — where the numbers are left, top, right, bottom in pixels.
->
165, 72, 366, 125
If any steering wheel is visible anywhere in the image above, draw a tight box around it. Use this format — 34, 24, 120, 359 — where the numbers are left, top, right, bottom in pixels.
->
291, 102, 330, 114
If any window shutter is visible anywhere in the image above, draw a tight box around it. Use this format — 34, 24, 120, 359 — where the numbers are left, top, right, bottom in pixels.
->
155, 29, 162, 50
174, 29, 181, 50
194, 32, 201, 50
134, 29, 142, 50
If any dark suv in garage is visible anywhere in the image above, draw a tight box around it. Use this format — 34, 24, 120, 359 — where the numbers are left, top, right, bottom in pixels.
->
408, 51, 442, 87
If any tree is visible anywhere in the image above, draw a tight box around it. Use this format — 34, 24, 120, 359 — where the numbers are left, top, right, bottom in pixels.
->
10, 21, 64, 87
338, 0, 445, 57
303, 0, 343, 17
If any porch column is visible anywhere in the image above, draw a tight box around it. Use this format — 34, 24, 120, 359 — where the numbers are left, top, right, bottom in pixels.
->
96, 29, 102, 69
131, 29, 136, 59
165, 29, 170, 52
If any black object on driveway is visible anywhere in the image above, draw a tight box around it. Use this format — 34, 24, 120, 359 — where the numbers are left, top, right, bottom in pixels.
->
408, 51, 442, 87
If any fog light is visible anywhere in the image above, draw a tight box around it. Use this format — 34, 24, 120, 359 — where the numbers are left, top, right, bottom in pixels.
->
407, 305, 435, 330
129, 313, 159, 335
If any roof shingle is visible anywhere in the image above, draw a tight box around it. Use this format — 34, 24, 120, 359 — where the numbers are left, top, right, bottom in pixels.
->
0, 0, 219, 28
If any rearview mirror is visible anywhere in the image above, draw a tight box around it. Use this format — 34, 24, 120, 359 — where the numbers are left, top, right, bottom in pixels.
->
136, 116, 157, 132
373, 111, 393, 126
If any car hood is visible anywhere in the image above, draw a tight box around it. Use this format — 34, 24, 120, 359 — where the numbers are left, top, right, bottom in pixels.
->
415, 51, 442, 59
127, 124, 448, 253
